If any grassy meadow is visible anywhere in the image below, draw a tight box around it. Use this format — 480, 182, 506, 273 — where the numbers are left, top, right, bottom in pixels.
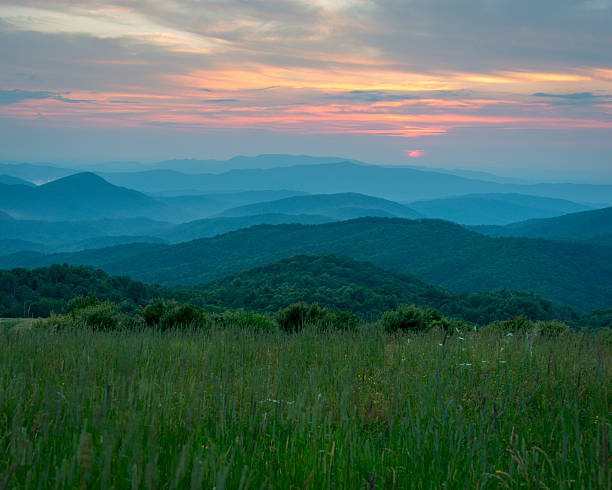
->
0, 324, 610, 489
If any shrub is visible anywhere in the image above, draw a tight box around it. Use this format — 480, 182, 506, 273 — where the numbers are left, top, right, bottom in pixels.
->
596, 328, 612, 346
160, 304, 211, 330
276, 302, 323, 332
276, 302, 359, 332
380, 305, 442, 333
68, 294, 99, 314
143, 298, 170, 326
483, 315, 534, 334
31, 313, 68, 330
327, 310, 360, 331
535, 320, 570, 337
215, 309, 277, 331
73, 302, 123, 330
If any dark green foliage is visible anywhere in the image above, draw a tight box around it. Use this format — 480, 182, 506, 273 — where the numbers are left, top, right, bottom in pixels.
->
276, 302, 359, 332
0, 264, 165, 317
276, 302, 324, 332
213, 309, 277, 331
68, 294, 99, 313
484, 315, 534, 334
380, 305, 444, 332
72, 302, 122, 331
159, 303, 211, 330
535, 320, 570, 337
0, 258, 596, 328
142, 298, 168, 326
578, 308, 612, 329
142, 299, 211, 330
195, 255, 575, 325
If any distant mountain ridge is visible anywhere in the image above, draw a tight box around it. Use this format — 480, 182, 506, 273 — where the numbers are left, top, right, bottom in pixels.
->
2, 217, 610, 311
98, 161, 612, 204
410, 193, 592, 225
0, 172, 173, 221
218, 193, 422, 219
3, 158, 612, 204
473, 206, 612, 242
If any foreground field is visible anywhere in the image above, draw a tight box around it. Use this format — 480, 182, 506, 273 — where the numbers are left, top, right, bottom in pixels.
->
1, 326, 610, 488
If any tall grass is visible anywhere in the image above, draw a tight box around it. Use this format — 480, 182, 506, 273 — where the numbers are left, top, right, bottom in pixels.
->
0, 325, 610, 488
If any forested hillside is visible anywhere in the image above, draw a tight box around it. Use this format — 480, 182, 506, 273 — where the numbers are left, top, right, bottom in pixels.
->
0, 259, 579, 325
196, 255, 575, 324
2, 218, 611, 311
0, 264, 164, 317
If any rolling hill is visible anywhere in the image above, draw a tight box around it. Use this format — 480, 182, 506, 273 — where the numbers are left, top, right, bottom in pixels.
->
409, 193, 591, 225
198, 254, 574, 324
2, 217, 611, 311
473, 206, 612, 242
218, 193, 421, 219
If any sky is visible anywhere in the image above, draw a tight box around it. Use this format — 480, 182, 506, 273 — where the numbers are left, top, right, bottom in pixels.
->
0, 0, 611, 179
